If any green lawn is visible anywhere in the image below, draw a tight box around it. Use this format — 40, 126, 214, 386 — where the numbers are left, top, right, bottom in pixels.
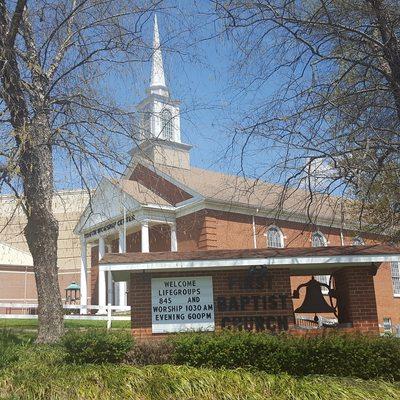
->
0, 318, 130, 330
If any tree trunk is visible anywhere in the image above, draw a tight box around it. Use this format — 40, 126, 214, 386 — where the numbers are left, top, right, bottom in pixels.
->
370, 0, 400, 121
19, 113, 64, 343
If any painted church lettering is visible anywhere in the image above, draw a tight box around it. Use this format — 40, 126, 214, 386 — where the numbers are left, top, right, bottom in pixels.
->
221, 315, 289, 332
228, 274, 272, 291
216, 294, 289, 312
84, 214, 135, 238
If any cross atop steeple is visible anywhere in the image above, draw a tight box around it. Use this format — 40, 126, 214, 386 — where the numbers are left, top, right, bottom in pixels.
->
149, 14, 169, 97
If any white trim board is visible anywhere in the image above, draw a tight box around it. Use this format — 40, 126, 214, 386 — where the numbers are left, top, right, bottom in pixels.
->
101, 253, 400, 281
175, 198, 362, 232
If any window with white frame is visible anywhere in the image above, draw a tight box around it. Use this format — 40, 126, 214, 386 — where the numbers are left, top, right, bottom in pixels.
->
312, 231, 327, 247
312, 231, 329, 293
391, 261, 400, 296
161, 109, 173, 141
383, 317, 392, 333
352, 236, 365, 246
267, 226, 284, 248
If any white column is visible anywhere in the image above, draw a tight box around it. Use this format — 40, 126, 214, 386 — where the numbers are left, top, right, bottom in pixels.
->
106, 243, 115, 307
118, 228, 127, 307
170, 223, 177, 252
107, 270, 113, 307
97, 236, 107, 314
141, 221, 150, 253
114, 282, 120, 306
80, 236, 88, 315
119, 228, 126, 253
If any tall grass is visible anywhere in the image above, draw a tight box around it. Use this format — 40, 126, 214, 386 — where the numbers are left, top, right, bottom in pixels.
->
1, 331, 400, 399
1, 363, 400, 400
0, 345, 399, 400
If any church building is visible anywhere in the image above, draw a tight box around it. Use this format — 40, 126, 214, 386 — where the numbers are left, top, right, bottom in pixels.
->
74, 16, 400, 337
1, 16, 400, 337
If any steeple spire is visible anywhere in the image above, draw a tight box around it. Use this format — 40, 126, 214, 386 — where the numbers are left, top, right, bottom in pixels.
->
132, 13, 191, 168
150, 14, 169, 97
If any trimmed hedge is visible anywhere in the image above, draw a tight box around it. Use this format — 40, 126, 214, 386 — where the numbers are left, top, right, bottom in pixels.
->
62, 329, 134, 364
124, 339, 174, 366
168, 331, 400, 380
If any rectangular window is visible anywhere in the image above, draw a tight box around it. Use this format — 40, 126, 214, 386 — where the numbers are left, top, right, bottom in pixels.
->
391, 261, 400, 296
383, 317, 392, 333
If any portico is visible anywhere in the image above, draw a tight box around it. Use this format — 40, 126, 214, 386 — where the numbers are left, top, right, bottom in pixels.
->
77, 211, 178, 314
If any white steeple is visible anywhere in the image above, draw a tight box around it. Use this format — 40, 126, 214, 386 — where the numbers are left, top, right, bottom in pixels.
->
131, 14, 192, 169
149, 14, 169, 97
134, 11, 194, 169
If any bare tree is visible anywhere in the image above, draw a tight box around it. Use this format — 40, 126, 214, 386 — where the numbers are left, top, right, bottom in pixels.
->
213, 0, 400, 238
0, 0, 163, 343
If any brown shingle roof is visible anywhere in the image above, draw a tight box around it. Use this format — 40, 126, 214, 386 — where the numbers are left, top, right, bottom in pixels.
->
155, 164, 347, 224
115, 179, 171, 206
100, 244, 400, 265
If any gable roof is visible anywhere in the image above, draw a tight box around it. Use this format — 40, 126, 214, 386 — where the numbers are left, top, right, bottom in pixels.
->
74, 177, 142, 235
151, 163, 347, 225
115, 179, 171, 206
128, 163, 194, 206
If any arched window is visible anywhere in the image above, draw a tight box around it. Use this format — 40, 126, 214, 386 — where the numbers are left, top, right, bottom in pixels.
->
267, 226, 284, 248
311, 231, 329, 293
161, 109, 173, 141
352, 236, 365, 246
142, 111, 151, 136
311, 231, 327, 247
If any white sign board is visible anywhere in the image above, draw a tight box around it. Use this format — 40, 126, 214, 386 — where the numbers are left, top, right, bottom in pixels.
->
151, 276, 215, 333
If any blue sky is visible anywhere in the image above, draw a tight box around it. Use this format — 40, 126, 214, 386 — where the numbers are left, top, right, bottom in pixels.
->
117, 4, 248, 172
54, 1, 283, 190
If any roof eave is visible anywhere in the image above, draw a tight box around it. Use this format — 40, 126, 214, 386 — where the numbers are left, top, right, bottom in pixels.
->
101, 253, 399, 282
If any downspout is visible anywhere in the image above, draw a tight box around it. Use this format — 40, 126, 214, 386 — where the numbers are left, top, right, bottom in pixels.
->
24, 265, 27, 304
340, 200, 345, 246
252, 209, 259, 249
340, 230, 345, 246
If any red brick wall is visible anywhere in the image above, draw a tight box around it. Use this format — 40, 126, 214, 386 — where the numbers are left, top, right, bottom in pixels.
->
207, 209, 368, 249
130, 268, 294, 339
334, 266, 379, 333
86, 206, 398, 331
176, 211, 205, 251
374, 262, 400, 327
90, 245, 99, 306
199, 209, 396, 330
127, 232, 141, 253
130, 164, 192, 205
149, 225, 171, 252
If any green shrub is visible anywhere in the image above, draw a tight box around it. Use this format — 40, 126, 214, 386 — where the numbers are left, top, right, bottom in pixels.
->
169, 331, 400, 380
124, 339, 174, 366
62, 329, 134, 364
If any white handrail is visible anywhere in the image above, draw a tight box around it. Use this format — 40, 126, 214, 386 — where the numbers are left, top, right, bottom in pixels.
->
0, 303, 130, 311
0, 314, 130, 321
